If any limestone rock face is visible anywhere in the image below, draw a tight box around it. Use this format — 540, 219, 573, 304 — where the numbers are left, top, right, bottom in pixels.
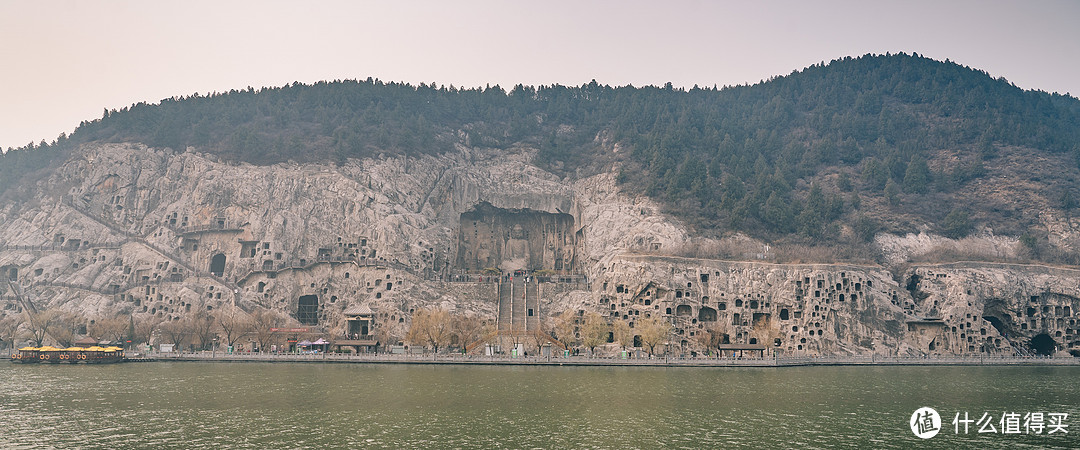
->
1, 142, 1078, 356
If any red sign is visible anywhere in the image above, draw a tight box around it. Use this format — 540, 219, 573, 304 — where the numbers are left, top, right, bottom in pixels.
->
270, 328, 310, 333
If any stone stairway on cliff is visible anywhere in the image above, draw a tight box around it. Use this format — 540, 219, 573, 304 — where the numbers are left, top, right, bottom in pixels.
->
497, 276, 542, 334
510, 277, 527, 333
63, 198, 245, 308
7, 280, 37, 314
527, 280, 541, 331
497, 278, 513, 333
484, 276, 564, 354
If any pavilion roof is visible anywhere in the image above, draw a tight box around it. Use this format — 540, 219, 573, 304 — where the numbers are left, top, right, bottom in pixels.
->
343, 304, 373, 316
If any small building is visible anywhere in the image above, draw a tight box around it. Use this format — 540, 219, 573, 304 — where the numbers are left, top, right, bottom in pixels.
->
73, 337, 98, 347
334, 304, 378, 353
344, 304, 374, 337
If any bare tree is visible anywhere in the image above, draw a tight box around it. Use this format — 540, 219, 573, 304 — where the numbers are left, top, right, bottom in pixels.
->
188, 310, 216, 350
580, 312, 610, 356
451, 313, 489, 353
406, 307, 452, 353
216, 308, 252, 347
0, 315, 22, 350
529, 317, 554, 353
696, 320, 730, 356
24, 309, 68, 347
373, 319, 400, 349
88, 315, 128, 342
552, 310, 580, 350
159, 319, 188, 349
251, 308, 294, 352
636, 315, 672, 356
612, 319, 634, 351
133, 315, 162, 346
51, 311, 86, 348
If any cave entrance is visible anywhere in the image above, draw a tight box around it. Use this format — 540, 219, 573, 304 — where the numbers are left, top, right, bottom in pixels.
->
675, 305, 692, 317
697, 306, 717, 322
983, 316, 1006, 335
210, 253, 226, 277
1031, 333, 1056, 356
6, 267, 16, 281
297, 295, 319, 325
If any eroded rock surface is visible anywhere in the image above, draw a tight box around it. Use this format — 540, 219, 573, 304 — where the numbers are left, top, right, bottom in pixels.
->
2, 143, 1078, 356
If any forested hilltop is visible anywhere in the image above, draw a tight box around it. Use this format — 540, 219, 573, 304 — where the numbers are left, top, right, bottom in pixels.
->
3, 53, 1080, 256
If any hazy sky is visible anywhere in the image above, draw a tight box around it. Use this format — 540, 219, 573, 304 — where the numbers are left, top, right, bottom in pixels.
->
2, 0, 1079, 150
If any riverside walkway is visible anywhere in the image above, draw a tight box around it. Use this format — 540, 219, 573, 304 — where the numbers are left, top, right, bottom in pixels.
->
140, 352, 1080, 368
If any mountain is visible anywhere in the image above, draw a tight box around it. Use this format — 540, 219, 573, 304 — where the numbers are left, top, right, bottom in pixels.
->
2, 53, 1079, 357
5, 53, 1080, 254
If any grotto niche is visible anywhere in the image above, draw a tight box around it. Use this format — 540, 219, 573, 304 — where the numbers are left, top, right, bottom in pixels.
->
454, 202, 578, 273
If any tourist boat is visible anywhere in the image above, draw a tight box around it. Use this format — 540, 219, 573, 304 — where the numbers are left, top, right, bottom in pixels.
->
10, 345, 125, 364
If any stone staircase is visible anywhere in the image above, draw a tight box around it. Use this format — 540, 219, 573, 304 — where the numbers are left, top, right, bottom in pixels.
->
7, 280, 37, 314
497, 278, 514, 333
63, 198, 244, 307
510, 276, 527, 332
524, 279, 540, 331
496, 276, 541, 334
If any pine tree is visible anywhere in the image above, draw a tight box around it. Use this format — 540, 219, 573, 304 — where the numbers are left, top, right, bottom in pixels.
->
903, 156, 930, 194
884, 179, 901, 206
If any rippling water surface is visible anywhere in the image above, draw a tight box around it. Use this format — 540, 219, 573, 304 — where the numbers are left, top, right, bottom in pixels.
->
1, 361, 1077, 448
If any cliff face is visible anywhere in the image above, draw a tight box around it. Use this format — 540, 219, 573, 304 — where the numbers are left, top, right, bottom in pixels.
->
1, 143, 1078, 356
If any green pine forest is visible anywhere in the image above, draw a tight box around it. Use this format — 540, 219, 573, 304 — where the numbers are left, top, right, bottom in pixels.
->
3, 53, 1080, 258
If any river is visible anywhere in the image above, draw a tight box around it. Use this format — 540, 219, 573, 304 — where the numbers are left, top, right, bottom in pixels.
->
1, 361, 1076, 448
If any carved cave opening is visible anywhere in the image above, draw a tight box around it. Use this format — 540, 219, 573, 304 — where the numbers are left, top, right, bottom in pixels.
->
455, 202, 577, 273
297, 295, 319, 325
698, 306, 717, 322
983, 315, 1006, 336
1031, 333, 1056, 356
210, 253, 226, 277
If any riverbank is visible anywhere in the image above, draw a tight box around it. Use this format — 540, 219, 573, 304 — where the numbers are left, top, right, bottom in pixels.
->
128, 352, 1080, 368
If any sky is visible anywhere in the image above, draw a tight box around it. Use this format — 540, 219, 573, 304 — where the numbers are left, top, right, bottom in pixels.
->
2, 0, 1079, 150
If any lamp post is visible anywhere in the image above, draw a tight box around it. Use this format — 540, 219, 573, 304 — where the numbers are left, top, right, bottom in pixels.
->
212, 337, 218, 358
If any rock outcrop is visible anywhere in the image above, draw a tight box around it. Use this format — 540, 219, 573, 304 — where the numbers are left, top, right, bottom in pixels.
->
2, 143, 1078, 356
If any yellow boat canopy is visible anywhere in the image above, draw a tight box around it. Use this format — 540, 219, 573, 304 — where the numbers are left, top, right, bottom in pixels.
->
103, 347, 123, 352
38, 346, 60, 351
85, 346, 107, 352
18, 347, 39, 351
64, 347, 85, 351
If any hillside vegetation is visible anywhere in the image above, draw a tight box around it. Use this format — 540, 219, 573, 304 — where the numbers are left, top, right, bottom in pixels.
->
3, 53, 1079, 256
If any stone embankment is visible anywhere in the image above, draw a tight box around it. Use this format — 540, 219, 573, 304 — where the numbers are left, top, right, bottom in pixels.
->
147, 352, 1080, 368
